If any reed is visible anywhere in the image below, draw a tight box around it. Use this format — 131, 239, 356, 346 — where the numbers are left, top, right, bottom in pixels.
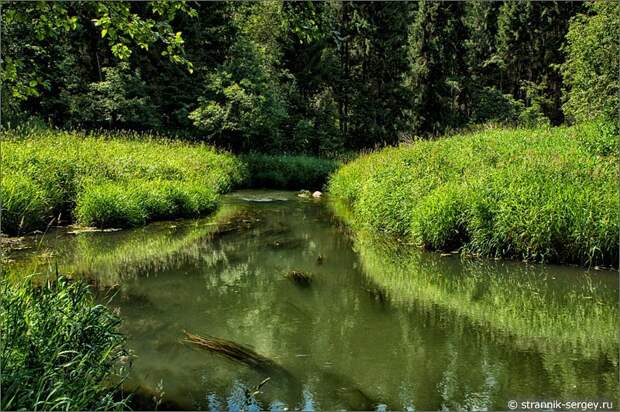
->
0, 275, 130, 410
1, 129, 247, 234
328, 121, 618, 266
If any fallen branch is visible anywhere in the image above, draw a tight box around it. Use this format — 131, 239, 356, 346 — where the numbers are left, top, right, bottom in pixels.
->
182, 331, 279, 371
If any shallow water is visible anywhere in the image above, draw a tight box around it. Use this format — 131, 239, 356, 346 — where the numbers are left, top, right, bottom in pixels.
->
6, 190, 618, 410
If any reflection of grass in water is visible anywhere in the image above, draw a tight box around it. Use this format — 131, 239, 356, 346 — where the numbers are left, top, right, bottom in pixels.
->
353, 233, 617, 355
9, 204, 247, 286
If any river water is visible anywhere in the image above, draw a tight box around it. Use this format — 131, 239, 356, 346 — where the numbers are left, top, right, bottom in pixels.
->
6, 190, 618, 410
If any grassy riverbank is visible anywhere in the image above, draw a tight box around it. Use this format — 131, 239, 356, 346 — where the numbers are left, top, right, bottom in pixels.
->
328, 122, 618, 266
1, 130, 340, 236
1, 129, 246, 235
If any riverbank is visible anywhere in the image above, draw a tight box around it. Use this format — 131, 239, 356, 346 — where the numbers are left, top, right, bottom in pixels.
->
1, 129, 246, 234
1, 130, 337, 236
328, 122, 618, 266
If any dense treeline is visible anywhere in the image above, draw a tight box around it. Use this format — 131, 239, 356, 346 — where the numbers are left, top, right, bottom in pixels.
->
2, 1, 618, 154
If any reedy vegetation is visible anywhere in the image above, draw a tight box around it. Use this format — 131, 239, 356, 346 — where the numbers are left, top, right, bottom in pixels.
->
1, 129, 246, 234
328, 122, 618, 266
0, 128, 339, 235
241, 154, 340, 190
0, 275, 129, 411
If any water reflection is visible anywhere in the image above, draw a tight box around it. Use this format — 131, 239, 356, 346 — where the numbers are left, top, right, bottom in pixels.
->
4, 190, 618, 410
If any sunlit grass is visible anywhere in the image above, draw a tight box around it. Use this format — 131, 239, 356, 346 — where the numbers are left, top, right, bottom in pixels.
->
1, 129, 247, 234
0, 275, 130, 411
328, 122, 618, 266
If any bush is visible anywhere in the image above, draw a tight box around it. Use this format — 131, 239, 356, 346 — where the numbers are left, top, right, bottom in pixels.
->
328, 122, 618, 266
1, 129, 247, 233
241, 154, 340, 190
0, 275, 130, 410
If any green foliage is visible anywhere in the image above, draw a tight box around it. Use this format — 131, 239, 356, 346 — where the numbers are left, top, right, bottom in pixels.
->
189, 2, 289, 152
469, 86, 523, 125
1, 129, 246, 234
0, 1, 609, 152
74, 63, 160, 130
329, 123, 619, 266
562, 1, 620, 125
0, 1, 195, 113
0, 275, 129, 411
241, 154, 340, 190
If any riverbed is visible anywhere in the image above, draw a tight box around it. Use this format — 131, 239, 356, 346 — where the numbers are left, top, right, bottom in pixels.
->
5, 190, 618, 410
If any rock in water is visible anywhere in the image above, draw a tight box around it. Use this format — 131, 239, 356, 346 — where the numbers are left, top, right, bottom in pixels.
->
312, 191, 322, 198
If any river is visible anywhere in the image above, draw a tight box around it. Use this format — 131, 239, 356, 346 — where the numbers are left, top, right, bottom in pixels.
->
5, 190, 618, 410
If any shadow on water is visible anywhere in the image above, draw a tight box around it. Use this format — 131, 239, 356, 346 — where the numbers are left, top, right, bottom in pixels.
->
4, 190, 618, 410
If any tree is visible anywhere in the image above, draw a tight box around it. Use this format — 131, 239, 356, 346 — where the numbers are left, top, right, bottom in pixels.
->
0, 1, 195, 125
189, 2, 289, 152
74, 63, 160, 130
562, 1, 619, 124
407, 0, 468, 135
494, 1, 582, 124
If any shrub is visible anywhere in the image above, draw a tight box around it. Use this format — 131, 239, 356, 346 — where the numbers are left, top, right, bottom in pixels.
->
328, 122, 618, 266
0, 275, 130, 411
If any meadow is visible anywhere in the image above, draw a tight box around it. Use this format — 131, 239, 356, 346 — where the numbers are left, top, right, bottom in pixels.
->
328, 122, 619, 266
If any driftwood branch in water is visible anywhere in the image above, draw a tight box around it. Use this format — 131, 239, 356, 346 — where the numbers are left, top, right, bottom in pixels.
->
249, 377, 271, 398
182, 330, 280, 371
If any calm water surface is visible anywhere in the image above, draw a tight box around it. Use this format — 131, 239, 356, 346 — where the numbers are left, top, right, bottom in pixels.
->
7, 190, 618, 410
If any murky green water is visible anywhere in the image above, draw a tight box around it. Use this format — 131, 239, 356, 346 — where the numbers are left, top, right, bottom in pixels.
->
6, 190, 618, 410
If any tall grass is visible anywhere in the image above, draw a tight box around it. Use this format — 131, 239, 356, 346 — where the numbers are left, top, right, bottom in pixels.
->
1, 129, 247, 234
328, 122, 619, 266
241, 154, 340, 190
0, 275, 130, 410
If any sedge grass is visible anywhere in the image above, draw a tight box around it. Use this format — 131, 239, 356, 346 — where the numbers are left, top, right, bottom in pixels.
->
0, 275, 130, 410
328, 122, 618, 266
1, 129, 247, 235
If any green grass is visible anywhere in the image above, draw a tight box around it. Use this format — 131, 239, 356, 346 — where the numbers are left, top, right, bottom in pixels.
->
1, 129, 247, 234
328, 122, 619, 266
0, 275, 130, 411
241, 153, 340, 190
